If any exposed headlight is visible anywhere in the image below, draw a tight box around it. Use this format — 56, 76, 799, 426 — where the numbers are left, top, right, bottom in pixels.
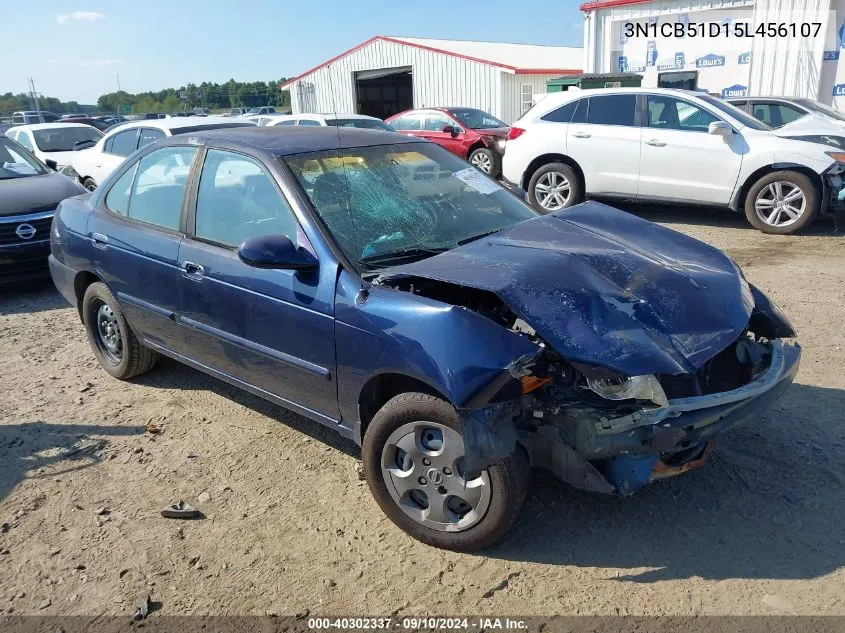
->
586, 374, 668, 407
786, 135, 845, 150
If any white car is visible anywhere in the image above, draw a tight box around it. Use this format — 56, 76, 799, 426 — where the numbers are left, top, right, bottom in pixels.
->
726, 96, 845, 131
67, 116, 255, 190
254, 113, 393, 131
502, 87, 845, 234
5, 123, 103, 171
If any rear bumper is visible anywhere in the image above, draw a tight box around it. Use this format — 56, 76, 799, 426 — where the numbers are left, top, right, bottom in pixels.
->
0, 239, 51, 284
48, 254, 78, 307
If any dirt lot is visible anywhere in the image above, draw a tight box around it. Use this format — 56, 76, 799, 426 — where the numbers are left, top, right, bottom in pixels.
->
1, 206, 844, 618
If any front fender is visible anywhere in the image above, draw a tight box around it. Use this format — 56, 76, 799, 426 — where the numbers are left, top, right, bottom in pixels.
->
334, 270, 538, 427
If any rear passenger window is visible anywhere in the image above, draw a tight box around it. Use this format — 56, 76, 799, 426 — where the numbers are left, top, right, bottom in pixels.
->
298, 119, 321, 126
109, 130, 139, 157
105, 165, 137, 216
542, 99, 579, 123
194, 149, 299, 248
137, 128, 165, 149
586, 94, 637, 126
127, 146, 198, 230
571, 98, 588, 124
392, 115, 422, 131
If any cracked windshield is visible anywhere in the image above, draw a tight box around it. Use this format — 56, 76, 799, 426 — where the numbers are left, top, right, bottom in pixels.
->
284, 143, 536, 266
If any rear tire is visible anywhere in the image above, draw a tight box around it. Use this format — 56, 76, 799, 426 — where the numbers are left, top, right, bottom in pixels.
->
527, 162, 583, 213
82, 282, 158, 380
82, 177, 97, 192
362, 392, 529, 551
744, 170, 819, 234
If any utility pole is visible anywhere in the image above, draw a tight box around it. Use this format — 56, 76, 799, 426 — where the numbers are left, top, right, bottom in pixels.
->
116, 74, 121, 91
28, 77, 43, 122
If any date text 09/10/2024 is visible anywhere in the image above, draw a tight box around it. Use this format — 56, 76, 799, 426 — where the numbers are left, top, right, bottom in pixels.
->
306, 618, 528, 630
624, 21, 822, 39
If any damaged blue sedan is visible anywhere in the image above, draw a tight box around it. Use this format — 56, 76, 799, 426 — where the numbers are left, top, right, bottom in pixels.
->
49, 127, 800, 551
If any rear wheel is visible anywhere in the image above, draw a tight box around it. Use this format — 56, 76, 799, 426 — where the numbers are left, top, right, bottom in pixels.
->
527, 162, 583, 213
744, 170, 819, 234
362, 392, 528, 551
82, 177, 97, 192
82, 282, 158, 380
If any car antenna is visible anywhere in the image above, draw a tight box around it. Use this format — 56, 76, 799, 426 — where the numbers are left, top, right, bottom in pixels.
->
326, 63, 368, 304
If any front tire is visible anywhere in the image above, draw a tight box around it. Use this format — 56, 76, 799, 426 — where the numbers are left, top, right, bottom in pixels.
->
469, 147, 501, 178
82, 282, 158, 380
527, 162, 583, 213
362, 392, 528, 551
744, 171, 819, 234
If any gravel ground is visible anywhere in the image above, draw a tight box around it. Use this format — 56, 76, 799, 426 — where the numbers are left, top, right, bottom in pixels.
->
1, 205, 844, 617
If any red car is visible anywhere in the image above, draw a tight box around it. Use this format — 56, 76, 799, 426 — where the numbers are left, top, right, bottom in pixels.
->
385, 107, 509, 177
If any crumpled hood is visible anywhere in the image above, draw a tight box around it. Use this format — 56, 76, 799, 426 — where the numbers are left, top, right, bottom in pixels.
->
772, 112, 845, 137
385, 202, 752, 376
0, 172, 85, 216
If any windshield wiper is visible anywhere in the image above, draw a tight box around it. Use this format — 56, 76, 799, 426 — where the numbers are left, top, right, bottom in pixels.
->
359, 246, 450, 267
457, 228, 502, 246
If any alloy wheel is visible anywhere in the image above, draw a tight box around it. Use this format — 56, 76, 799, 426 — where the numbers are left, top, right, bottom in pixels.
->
380, 421, 491, 532
470, 152, 493, 174
534, 171, 571, 210
754, 181, 806, 228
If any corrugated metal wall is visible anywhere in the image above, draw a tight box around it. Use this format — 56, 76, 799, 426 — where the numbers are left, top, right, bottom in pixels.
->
288, 38, 504, 119
500, 74, 552, 124
748, 0, 832, 99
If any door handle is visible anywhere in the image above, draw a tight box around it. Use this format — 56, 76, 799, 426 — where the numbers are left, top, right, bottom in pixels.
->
181, 261, 204, 281
92, 232, 108, 250
572, 132, 592, 138
646, 139, 667, 147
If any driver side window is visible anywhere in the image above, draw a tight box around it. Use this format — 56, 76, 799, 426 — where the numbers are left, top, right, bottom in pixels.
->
194, 149, 298, 248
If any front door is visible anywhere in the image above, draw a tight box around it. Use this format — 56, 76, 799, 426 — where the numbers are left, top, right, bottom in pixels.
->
419, 111, 469, 158
177, 148, 339, 421
87, 145, 199, 353
566, 93, 642, 196
638, 94, 744, 204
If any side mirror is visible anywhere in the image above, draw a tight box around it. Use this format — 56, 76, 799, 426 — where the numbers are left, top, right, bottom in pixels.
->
709, 121, 733, 138
237, 234, 318, 270
44, 159, 58, 170
442, 124, 458, 137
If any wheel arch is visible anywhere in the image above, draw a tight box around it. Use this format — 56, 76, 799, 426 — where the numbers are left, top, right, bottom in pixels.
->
730, 163, 823, 212
465, 140, 488, 159
521, 153, 585, 191
73, 270, 102, 322
357, 372, 451, 443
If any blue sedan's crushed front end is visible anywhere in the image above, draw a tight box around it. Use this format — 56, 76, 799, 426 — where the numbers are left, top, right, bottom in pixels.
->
378, 202, 801, 495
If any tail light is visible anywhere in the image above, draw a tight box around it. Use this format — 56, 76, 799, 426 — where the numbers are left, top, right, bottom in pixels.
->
507, 127, 525, 141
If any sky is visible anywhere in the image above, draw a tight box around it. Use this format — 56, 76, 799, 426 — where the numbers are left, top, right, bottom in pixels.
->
2, 0, 586, 105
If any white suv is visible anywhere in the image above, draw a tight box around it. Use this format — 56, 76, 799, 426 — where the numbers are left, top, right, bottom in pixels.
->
502, 87, 845, 234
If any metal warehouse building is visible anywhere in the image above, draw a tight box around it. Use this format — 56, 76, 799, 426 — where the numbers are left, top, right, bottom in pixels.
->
581, 0, 845, 105
281, 36, 582, 125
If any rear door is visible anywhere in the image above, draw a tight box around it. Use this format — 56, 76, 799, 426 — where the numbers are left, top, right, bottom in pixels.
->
177, 147, 339, 421
566, 93, 641, 195
638, 94, 744, 204
92, 128, 139, 184
87, 144, 199, 353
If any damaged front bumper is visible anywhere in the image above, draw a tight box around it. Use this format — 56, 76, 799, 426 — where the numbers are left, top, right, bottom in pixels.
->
460, 339, 801, 495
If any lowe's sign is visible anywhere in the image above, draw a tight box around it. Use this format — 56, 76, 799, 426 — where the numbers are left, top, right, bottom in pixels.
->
721, 84, 748, 98
696, 53, 726, 68
834, 84, 845, 97
738, 52, 752, 65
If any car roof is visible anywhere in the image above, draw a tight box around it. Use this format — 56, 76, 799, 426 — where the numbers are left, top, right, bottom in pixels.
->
105, 116, 251, 133
161, 125, 420, 156
8, 122, 98, 132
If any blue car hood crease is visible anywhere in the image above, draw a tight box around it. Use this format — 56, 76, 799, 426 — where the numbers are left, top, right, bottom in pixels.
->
383, 202, 752, 376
